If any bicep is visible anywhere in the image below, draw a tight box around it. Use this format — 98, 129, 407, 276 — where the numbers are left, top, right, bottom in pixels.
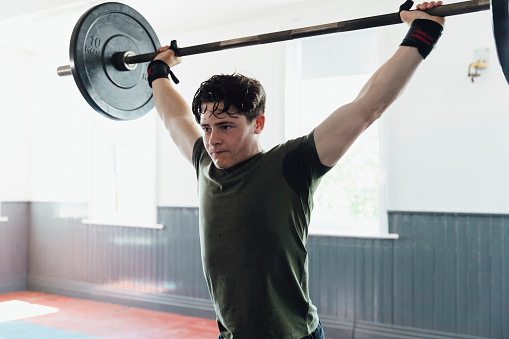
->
314, 101, 377, 167
314, 48, 424, 167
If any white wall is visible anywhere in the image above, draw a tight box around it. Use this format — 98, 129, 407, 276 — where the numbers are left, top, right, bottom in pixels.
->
30, 52, 95, 203
0, 47, 32, 201
384, 11, 509, 213
1, 2, 508, 214
0, 8, 96, 203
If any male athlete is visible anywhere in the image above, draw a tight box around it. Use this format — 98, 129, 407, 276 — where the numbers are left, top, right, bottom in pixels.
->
148, 1, 445, 338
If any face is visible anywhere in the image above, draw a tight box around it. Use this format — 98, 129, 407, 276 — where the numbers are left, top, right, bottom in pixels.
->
200, 102, 264, 169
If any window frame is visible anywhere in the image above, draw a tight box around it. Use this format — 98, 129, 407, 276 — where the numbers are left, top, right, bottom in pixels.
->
82, 112, 163, 230
284, 40, 397, 239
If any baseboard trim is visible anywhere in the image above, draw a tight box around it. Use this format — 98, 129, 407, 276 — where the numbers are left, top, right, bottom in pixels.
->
25, 276, 490, 339
319, 315, 491, 339
27, 275, 215, 319
0, 275, 27, 294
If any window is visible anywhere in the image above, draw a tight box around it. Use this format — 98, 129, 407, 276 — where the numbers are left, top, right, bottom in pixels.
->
285, 30, 396, 238
299, 75, 385, 237
82, 112, 162, 229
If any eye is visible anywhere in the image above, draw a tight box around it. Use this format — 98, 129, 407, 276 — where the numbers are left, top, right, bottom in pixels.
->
221, 125, 232, 130
202, 127, 210, 133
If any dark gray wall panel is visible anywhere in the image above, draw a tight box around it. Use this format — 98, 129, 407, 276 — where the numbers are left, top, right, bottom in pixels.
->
0, 202, 29, 293
390, 212, 508, 339
28, 203, 213, 318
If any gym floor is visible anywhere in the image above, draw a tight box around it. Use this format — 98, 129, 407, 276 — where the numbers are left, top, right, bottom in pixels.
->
0, 291, 219, 338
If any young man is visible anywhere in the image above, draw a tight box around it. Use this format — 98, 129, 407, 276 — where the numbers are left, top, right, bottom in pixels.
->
149, 2, 445, 338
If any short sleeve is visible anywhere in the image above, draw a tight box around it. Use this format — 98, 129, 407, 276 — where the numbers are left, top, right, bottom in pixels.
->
192, 137, 206, 178
282, 130, 333, 195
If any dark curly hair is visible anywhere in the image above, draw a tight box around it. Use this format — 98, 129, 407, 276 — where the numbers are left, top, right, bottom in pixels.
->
191, 73, 266, 124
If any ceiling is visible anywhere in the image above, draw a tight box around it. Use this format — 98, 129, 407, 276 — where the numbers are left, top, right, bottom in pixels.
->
0, 0, 310, 22
0, 0, 403, 53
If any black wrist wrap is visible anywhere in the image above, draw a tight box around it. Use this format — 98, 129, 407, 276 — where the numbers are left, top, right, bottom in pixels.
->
147, 60, 180, 87
400, 19, 443, 59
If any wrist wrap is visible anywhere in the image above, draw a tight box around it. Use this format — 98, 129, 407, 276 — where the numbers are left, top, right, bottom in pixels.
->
400, 19, 443, 59
147, 60, 180, 87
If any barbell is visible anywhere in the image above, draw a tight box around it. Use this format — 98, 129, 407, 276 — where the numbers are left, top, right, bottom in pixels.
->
57, 0, 509, 121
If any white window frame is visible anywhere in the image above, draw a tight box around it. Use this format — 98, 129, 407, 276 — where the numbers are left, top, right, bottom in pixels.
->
82, 112, 163, 230
284, 38, 397, 239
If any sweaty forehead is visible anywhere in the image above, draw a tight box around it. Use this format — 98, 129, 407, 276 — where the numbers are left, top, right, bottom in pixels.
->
200, 111, 241, 124
201, 101, 238, 113
200, 102, 240, 122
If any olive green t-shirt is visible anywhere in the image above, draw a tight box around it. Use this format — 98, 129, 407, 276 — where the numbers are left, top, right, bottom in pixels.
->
192, 131, 331, 339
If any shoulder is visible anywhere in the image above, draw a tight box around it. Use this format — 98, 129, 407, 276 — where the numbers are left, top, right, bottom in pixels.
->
266, 132, 317, 157
273, 130, 322, 162
267, 130, 332, 177
287, 131, 332, 176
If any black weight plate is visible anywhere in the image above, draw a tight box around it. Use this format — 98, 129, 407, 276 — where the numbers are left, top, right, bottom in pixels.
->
69, 2, 160, 120
493, 0, 509, 84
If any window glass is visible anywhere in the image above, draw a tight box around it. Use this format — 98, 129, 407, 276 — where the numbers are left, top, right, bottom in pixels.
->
87, 113, 158, 227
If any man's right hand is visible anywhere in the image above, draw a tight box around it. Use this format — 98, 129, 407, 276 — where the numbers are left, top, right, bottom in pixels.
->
154, 45, 182, 68
400, 1, 446, 26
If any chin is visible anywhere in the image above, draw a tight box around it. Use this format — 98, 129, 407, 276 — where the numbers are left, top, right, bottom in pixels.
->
213, 159, 234, 170
213, 160, 227, 169
215, 164, 232, 170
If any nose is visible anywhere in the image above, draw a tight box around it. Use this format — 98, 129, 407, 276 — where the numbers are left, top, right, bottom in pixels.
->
208, 128, 221, 146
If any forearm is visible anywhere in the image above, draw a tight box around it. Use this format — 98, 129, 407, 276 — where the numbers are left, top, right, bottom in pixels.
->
152, 78, 193, 128
152, 78, 201, 161
353, 45, 422, 120
314, 4, 445, 167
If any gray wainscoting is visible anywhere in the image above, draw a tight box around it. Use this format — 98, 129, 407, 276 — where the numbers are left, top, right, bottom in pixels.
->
1, 202, 507, 339
0, 202, 29, 293
28, 202, 213, 319
308, 212, 508, 339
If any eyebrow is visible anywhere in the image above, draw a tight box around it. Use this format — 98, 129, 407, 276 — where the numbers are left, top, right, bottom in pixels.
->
200, 121, 236, 127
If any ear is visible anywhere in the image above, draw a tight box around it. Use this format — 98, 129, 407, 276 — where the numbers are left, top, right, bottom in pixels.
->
254, 114, 265, 134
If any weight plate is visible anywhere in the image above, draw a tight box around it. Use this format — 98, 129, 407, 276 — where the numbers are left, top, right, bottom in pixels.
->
492, 0, 509, 84
69, 2, 160, 120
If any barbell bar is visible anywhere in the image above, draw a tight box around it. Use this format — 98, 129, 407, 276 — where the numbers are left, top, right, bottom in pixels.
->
123, 0, 492, 64
58, 0, 509, 121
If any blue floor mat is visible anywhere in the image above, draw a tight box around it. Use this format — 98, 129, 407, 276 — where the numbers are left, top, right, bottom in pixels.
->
0, 321, 105, 339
